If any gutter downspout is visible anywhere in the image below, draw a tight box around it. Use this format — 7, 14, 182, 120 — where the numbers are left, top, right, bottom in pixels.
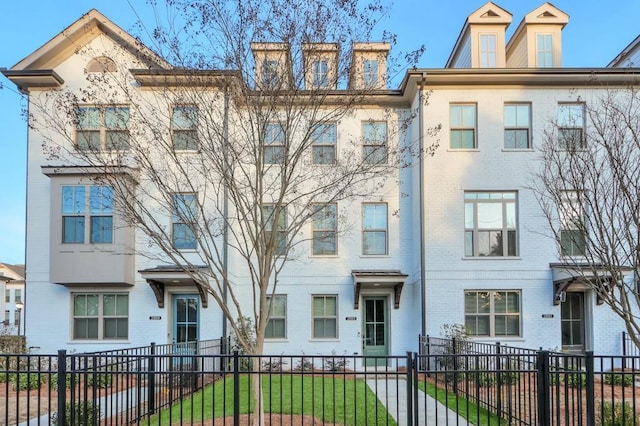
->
418, 73, 427, 337
222, 86, 230, 339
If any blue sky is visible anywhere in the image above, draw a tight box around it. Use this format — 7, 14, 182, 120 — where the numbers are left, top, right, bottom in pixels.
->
0, 0, 639, 265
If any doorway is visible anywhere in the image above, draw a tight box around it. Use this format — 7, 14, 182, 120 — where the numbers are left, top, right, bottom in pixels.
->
362, 296, 388, 366
561, 292, 585, 352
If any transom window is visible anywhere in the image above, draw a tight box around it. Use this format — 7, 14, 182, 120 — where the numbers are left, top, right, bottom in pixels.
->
363, 59, 379, 88
62, 185, 113, 244
312, 60, 329, 88
362, 203, 387, 255
76, 106, 129, 151
262, 204, 287, 255
465, 291, 521, 337
263, 123, 285, 164
312, 123, 337, 164
312, 204, 337, 255
464, 192, 517, 257
265, 295, 287, 339
504, 104, 531, 149
450, 104, 477, 149
479, 34, 497, 68
313, 295, 338, 338
172, 193, 198, 250
536, 34, 553, 67
73, 293, 128, 340
558, 103, 585, 150
172, 106, 198, 151
559, 191, 586, 257
362, 121, 387, 164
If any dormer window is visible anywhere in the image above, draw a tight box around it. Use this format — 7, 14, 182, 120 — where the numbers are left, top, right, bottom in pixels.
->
479, 34, 497, 68
262, 60, 279, 89
363, 59, 379, 88
536, 34, 553, 67
312, 60, 329, 88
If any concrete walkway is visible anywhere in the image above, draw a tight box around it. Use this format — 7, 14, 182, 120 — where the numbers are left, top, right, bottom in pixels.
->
367, 379, 473, 425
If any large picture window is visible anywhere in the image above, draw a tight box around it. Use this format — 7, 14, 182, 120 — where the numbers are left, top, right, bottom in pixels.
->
465, 291, 520, 337
464, 192, 517, 257
76, 106, 129, 151
73, 293, 128, 340
62, 185, 113, 244
313, 295, 338, 338
172, 193, 198, 250
265, 295, 287, 339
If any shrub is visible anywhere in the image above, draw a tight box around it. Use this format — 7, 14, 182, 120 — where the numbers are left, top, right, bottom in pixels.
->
565, 372, 587, 388
51, 400, 100, 426
604, 373, 634, 386
324, 351, 349, 371
262, 358, 286, 372
499, 371, 520, 384
11, 373, 44, 390
597, 401, 639, 426
86, 373, 112, 388
294, 356, 314, 372
475, 372, 496, 387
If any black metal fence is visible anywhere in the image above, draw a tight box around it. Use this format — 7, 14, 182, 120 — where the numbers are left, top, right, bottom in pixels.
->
2, 337, 640, 425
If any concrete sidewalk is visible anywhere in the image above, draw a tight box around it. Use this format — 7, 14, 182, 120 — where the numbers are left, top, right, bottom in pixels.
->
367, 379, 473, 425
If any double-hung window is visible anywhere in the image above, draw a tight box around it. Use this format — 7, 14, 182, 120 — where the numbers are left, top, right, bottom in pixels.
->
559, 191, 586, 256
363, 59, 379, 88
362, 121, 387, 164
172, 106, 198, 151
362, 203, 387, 255
263, 204, 287, 255
172, 193, 198, 250
465, 291, 521, 337
4, 290, 9, 303
313, 295, 338, 338
263, 123, 285, 164
558, 103, 585, 150
536, 34, 553, 67
465, 192, 517, 257
504, 103, 531, 149
62, 185, 113, 244
76, 106, 129, 151
262, 60, 279, 89
15, 289, 21, 304
312, 203, 337, 255
312, 60, 329, 88
450, 104, 477, 149
312, 123, 337, 164
479, 34, 497, 68
265, 295, 287, 339
73, 293, 129, 340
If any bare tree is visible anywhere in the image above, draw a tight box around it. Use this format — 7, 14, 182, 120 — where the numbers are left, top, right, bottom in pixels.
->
533, 85, 640, 348
28, 0, 436, 422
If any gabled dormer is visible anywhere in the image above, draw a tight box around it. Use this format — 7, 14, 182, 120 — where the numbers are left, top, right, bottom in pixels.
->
349, 42, 390, 90
506, 3, 569, 68
302, 43, 340, 90
250, 42, 292, 90
446, 2, 512, 68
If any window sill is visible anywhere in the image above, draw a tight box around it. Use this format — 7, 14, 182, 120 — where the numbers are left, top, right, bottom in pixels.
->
310, 338, 340, 342
309, 254, 340, 258
69, 340, 131, 344
360, 254, 390, 258
447, 148, 479, 152
462, 256, 521, 260
264, 338, 288, 342
468, 337, 524, 342
501, 148, 534, 152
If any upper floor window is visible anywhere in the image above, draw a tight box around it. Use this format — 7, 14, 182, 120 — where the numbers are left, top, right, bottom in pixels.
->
263, 123, 285, 164
73, 293, 128, 340
311, 123, 337, 164
172, 193, 198, 250
262, 60, 279, 89
450, 104, 476, 149
312, 60, 329, 88
312, 295, 338, 338
559, 191, 586, 257
479, 34, 497, 68
76, 106, 129, 151
464, 191, 517, 257
504, 103, 531, 149
262, 204, 287, 256
62, 185, 113, 244
4, 289, 8, 303
465, 291, 521, 337
536, 34, 553, 67
558, 103, 585, 150
362, 203, 387, 255
362, 121, 387, 164
363, 59, 379, 88
265, 295, 287, 339
312, 203, 337, 255
14, 289, 21, 304
172, 106, 198, 151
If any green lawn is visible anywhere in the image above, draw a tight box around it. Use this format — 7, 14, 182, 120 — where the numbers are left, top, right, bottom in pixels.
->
150, 374, 396, 425
417, 380, 503, 425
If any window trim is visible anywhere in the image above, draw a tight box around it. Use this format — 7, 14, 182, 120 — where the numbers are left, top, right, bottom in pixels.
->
363, 59, 379, 88
62, 185, 114, 245
263, 122, 286, 164
312, 60, 329, 88
464, 191, 518, 257
75, 106, 130, 151
362, 121, 388, 164
559, 191, 587, 257
172, 105, 199, 151
465, 290, 521, 338
262, 60, 280, 89
536, 33, 553, 68
72, 292, 129, 340
479, 33, 497, 68
312, 295, 338, 339
262, 204, 287, 256
312, 203, 337, 256
450, 103, 477, 149
265, 295, 287, 339
504, 103, 531, 149
362, 203, 388, 256
172, 193, 198, 250
557, 103, 586, 150
311, 122, 337, 165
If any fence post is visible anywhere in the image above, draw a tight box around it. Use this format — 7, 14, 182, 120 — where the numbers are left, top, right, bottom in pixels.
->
585, 351, 595, 426
537, 350, 551, 426
406, 352, 414, 426
148, 342, 156, 413
496, 342, 502, 419
622, 332, 627, 369
233, 351, 240, 426
57, 350, 67, 426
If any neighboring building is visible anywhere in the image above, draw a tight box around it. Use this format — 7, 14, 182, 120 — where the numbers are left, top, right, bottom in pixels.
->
609, 34, 640, 68
0, 263, 25, 335
2, 3, 639, 357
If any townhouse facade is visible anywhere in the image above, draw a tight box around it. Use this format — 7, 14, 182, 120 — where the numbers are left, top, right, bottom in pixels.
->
3, 2, 639, 357
0, 263, 25, 335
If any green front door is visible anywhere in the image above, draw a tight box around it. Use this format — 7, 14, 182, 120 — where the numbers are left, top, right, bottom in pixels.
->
363, 297, 388, 366
561, 292, 585, 353
173, 295, 199, 352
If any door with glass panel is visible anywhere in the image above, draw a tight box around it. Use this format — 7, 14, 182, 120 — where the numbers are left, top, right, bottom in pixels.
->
561, 292, 585, 353
172, 295, 199, 353
362, 297, 388, 366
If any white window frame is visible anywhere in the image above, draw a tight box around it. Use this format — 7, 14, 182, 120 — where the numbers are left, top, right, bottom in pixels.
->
362, 203, 388, 255
76, 106, 129, 151
172, 193, 198, 250
265, 295, 287, 339
311, 122, 337, 164
479, 33, 497, 68
450, 104, 477, 149
557, 103, 585, 150
62, 185, 114, 245
504, 103, 531, 149
312, 295, 338, 339
172, 105, 198, 151
559, 191, 586, 257
262, 60, 279, 89
312, 60, 329, 88
312, 203, 337, 255
72, 293, 129, 340
362, 121, 388, 164
363, 59, 379, 88
263, 123, 286, 164
464, 191, 518, 257
536, 34, 553, 68
465, 290, 521, 337
262, 204, 287, 256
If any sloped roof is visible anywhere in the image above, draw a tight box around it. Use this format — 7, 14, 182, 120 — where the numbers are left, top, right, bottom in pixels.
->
0, 263, 25, 280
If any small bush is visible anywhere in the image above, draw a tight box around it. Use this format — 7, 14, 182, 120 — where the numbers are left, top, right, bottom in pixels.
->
51, 400, 100, 426
604, 373, 634, 386
11, 373, 44, 390
475, 372, 496, 387
597, 401, 639, 426
86, 373, 112, 388
499, 371, 520, 384
324, 352, 348, 371
294, 356, 314, 372
565, 373, 587, 388
262, 358, 286, 372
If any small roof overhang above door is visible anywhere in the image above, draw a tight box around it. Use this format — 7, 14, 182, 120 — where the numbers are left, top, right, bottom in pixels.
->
352, 269, 408, 309
550, 263, 631, 306
139, 265, 209, 308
